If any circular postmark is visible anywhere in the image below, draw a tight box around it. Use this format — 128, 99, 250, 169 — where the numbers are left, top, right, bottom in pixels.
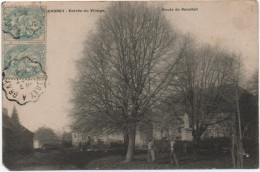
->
3, 78, 46, 105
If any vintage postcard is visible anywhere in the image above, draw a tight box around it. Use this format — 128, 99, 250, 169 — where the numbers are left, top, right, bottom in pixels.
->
1, 1, 258, 170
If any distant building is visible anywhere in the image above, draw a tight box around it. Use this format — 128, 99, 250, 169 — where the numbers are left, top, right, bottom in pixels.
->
72, 132, 90, 147
3, 108, 34, 153
33, 139, 41, 149
152, 113, 188, 141
202, 124, 229, 138
99, 134, 123, 145
33, 139, 61, 149
72, 132, 123, 149
152, 112, 230, 141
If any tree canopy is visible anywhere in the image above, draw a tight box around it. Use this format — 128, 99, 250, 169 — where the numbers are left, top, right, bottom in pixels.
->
171, 37, 240, 142
71, 2, 181, 161
34, 127, 59, 144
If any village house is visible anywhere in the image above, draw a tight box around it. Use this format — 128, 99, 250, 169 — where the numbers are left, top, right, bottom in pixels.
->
72, 132, 90, 147
72, 132, 124, 149
33, 139, 61, 149
3, 108, 34, 153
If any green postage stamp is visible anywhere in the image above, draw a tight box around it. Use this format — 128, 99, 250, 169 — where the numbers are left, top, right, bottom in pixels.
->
3, 7, 46, 41
3, 44, 46, 79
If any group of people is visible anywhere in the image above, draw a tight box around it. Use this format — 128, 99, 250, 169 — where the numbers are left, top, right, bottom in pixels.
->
147, 139, 179, 166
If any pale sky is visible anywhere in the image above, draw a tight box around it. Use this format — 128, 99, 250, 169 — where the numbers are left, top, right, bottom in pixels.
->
2, 1, 258, 133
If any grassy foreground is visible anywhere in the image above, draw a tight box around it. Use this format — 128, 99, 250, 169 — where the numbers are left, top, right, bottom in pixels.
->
3, 149, 258, 170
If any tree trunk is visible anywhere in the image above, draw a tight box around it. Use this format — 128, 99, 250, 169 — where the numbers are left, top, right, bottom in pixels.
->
125, 123, 136, 162
123, 129, 129, 152
193, 134, 201, 144
231, 133, 237, 168
192, 129, 203, 152
235, 89, 243, 168
193, 130, 202, 144
231, 110, 244, 168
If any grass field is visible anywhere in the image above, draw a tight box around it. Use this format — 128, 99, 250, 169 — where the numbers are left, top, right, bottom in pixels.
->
3, 149, 258, 170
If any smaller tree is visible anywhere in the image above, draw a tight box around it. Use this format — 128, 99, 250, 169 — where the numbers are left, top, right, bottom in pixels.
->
172, 37, 239, 143
11, 106, 19, 123
34, 127, 59, 145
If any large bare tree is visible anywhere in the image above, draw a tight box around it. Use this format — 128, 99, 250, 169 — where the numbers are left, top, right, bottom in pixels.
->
71, 2, 181, 162
173, 37, 239, 143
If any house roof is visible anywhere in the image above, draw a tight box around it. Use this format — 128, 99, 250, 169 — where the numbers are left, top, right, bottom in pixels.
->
2, 113, 34, 136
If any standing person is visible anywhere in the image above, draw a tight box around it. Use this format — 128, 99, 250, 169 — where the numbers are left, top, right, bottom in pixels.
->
151, 140, 156, 162
147, 140, 156, 163
170, 140, 179, 167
